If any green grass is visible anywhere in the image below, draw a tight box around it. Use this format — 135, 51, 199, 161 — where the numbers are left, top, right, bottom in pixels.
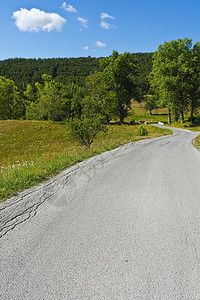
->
0, 119, 172, 201
194, 134, 200, 151
128, 101, 200, 151
127, 100, 169, 124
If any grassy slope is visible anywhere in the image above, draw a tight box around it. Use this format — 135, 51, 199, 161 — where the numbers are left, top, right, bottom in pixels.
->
128, 101, 168, 123
129, 101, 200, 150
0, 119, 172, 201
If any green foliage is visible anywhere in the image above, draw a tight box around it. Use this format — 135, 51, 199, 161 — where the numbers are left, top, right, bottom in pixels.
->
144, 96, 158, 114
24, 84, 36, 103
137, 125, 148, 136
0, 57, 100, 90
35, 74, 66, 122
0, 76, 24, 119
100, 51, 141, 123
26, 75, 83, 122
131, 53, 153, 94
85, 72, 116, 123
149, 38, 200, 123
0, 53, 154, 122
62, 82, 83, 120
0, 54, 153, 95
68, 115, 107, 148
25, 102, 42, 120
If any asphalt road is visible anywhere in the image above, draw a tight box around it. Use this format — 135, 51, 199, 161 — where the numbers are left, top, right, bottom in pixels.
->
1, 126, 200, 300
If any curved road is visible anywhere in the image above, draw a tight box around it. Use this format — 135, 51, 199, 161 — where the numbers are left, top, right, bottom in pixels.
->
1, 126, 200, 299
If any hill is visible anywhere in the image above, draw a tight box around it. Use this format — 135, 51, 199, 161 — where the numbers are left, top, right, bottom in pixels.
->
0, 53, 153, 94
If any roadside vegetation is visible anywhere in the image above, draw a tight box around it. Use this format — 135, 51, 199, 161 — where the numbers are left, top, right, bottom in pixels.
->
0, 119, 171, 201
194, 134, 200, 151
149, 38, 200, 125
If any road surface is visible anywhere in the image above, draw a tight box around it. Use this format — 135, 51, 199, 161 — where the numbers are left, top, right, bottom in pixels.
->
1, 126, 200, 299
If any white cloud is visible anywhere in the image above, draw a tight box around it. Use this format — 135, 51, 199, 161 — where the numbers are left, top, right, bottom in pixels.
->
100, 21, 112, 29
96, 41, 106, 48
77, 17, 88, 28
62, 2, 77, 13
100, 12, 116, 30
83, 46, 89, 50
100, 13, 115, 20
12, 8, 66, 32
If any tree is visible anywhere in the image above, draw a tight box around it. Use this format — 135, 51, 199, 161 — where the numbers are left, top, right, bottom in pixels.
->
149, 38, 200, 123
85, 72, 116, 123
24, 84, 36, 103
68, 114, 107, 148
35, 74, 65, 122
144, 96, 157, 115
0, 76, 23, 119
100, 51, 141, 123
26, 75, 84, 121
61, 82, 83, 120
188, 42, 200, 123
67, 83, 108, 148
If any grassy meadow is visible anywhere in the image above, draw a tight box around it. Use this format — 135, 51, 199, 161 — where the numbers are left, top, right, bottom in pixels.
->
128, 101, 200, 149
0, 115, 172, 201
127, 100, 169, 124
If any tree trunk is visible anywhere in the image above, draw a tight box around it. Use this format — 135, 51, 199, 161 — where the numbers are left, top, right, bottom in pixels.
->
119, 114, 124, 124
168, 109, 171, 124
106, 116, 110, 124
150, 109, 152, 115
191, 102, 194, 124
119, 105, 124, 123
180, 110, 184, 123
173, 113, 178, 122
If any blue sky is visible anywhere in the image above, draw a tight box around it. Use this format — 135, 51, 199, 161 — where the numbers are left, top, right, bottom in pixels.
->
1, 0, 200, 60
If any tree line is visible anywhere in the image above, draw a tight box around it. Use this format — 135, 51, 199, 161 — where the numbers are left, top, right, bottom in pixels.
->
0, 51, 142, 146
0, 53, 153, 94
148, 38, 200, 124
1, 38, 200, 133
0, 51, 145, 122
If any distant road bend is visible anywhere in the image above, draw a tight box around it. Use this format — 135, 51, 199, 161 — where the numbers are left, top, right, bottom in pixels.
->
1, 125, 200, 299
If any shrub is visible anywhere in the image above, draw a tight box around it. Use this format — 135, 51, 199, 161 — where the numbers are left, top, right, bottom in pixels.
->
68, 115, 107, 148
137, 125, 148, 136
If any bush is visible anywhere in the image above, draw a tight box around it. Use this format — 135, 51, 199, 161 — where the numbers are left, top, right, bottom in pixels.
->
68, 115, 107, 148
137, 125, 148, 136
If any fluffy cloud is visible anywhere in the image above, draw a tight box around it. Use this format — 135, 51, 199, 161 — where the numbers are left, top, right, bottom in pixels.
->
96, 41, 106, 48
83, 46, 89, 50
100, 13, 115, 20
100, 21, 112, 29
77, 17, 88, 28
12, 8, 66, 32
62, 2, 77, 13
100, 12, 115, 30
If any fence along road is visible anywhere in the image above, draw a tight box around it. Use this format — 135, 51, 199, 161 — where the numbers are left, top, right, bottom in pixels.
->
0, 126, 200, 299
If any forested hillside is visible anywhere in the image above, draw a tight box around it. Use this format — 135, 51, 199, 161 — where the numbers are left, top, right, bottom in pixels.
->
0, 53, 153, 94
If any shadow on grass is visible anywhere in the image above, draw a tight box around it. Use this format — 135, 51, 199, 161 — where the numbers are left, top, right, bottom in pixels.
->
151, 113, 168, 116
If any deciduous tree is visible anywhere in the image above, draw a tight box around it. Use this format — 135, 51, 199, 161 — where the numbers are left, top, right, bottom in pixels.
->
149, 38, 200, 123
0, 76, 23, 119
100, 51, 141, 123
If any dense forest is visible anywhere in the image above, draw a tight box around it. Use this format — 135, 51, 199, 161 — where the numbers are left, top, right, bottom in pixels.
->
1, 39, 199, 125
0, 53, 153, 94
0, 51, 147, 125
